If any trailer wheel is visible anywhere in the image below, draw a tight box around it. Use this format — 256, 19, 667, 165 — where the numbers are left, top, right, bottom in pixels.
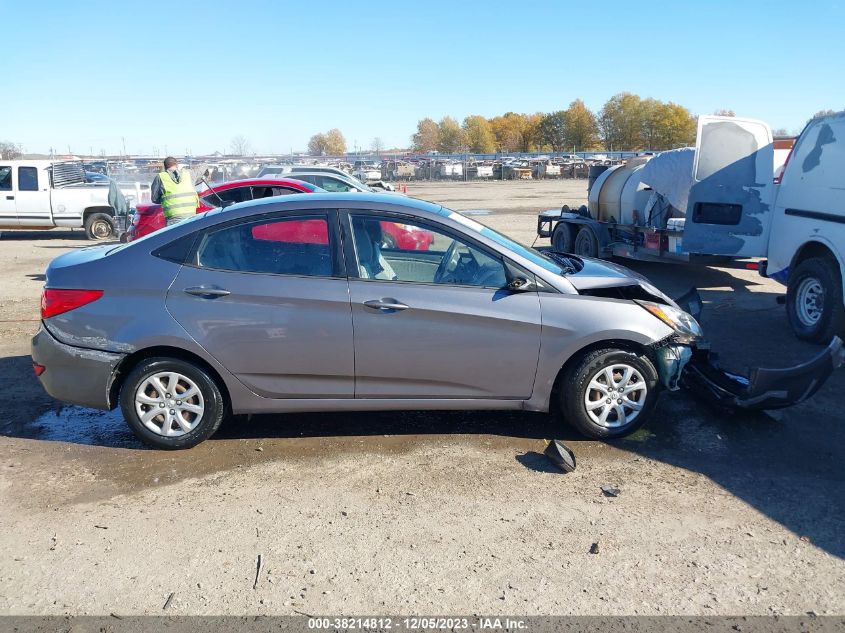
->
574, 227, 599, 258
786, 257, 845, 343
552, 223, 574, 253
84, 213, 115, 241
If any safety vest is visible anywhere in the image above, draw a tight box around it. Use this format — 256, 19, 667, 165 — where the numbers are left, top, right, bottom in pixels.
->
159, 169, 199, 218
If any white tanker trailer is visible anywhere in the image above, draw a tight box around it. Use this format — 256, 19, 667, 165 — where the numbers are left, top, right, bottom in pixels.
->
537, 116, 792, 264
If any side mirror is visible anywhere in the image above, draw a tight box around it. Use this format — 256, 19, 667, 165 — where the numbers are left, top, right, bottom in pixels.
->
507, 276, 535, 292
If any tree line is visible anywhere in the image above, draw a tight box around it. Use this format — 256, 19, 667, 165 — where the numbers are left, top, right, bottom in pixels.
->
411, 93, 703, 154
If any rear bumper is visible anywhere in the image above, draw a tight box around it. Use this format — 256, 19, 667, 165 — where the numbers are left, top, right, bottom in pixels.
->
31, 325, 125, 410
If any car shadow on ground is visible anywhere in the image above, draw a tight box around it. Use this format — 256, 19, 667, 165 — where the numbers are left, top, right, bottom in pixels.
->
3, 352, 842, 559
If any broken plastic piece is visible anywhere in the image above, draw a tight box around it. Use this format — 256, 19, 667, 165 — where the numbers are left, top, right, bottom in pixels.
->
683, 336, 845, 410
544, 440, 576, 473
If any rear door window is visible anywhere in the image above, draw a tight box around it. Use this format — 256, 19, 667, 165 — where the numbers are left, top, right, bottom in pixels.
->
195, 215, 335, 277
18, 167, 38, 191
201, 186, 251, 207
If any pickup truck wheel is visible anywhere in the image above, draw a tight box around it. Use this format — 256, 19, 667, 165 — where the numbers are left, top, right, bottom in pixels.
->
574, 226, 599, 258
560, 348, 659, 439
84, 213, 115, 240
786, 257, 845, 343
119, 358, 226, 450
552, 223, 574, 252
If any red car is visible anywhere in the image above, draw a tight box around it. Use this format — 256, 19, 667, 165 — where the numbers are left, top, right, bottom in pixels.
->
126, 178, 320, 242
127, 177, 435, 250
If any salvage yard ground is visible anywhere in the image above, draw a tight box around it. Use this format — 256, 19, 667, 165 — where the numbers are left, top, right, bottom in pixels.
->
0, 180, 842, 615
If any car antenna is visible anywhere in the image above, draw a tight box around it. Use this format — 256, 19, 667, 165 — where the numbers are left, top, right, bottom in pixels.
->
200, 170, 226, 207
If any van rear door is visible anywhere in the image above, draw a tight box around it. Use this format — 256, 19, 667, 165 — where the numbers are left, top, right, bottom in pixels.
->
682, 116, 775, 257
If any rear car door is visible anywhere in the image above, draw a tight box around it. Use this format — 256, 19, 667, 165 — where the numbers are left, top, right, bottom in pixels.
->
342, 210, 542, 399
683, 116, 775, 257
165, 210, 355, 399
15, 165, 49, 226
0, 165, 16, 224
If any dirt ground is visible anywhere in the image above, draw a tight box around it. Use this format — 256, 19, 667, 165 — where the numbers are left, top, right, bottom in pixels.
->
0, 179, 843, 616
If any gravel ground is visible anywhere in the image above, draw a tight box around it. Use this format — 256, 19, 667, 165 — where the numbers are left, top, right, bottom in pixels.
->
0, 180, 842, 616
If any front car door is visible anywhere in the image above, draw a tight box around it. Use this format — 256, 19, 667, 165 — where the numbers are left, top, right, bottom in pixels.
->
0, 165, 16, 225
683, 115, 775, 257
341, 209, 542, 399
165, 210, 355, 399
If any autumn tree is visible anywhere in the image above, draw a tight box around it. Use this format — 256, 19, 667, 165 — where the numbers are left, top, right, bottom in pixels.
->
230, 135, 250, 156
371, 137, 384, 154
412, 118, 440, 152
538, 111, 567, 151
489, 113, 525, 153
324, 129, 347, 155
562, 99, 598, 151
598, 93, 644, 150
437, 117, 465, 153
654, 102, 697, 148
520, 113, 544, 152
462, 115, 496, 153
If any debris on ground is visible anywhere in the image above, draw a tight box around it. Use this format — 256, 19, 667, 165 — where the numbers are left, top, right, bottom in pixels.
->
601, 485, 620, 497
543, 440, 576, 473
253, 554, 263, 589
163, 592, 175, 610
589, 542, 600, 555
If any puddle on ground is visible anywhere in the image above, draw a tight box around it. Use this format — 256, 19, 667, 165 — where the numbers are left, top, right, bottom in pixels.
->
30, 406, 141, 448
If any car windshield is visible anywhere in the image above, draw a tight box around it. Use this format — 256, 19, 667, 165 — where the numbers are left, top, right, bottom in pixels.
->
442, 209, 573, 275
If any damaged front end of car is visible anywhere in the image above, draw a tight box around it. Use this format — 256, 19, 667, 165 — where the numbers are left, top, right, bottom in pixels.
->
671, 289, 845, 410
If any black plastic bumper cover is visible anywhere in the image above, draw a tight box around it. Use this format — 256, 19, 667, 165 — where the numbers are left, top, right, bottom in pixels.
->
682, 336, 845, 410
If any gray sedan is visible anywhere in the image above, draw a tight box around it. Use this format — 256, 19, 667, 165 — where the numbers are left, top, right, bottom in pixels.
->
32, 193, 703, 449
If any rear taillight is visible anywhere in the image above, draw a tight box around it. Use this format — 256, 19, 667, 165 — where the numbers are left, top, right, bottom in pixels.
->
41, 289, 104, 319
32, 362, 45, 376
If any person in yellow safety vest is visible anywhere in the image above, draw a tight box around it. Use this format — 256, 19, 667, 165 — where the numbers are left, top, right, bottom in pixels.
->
150, 156, 199, 225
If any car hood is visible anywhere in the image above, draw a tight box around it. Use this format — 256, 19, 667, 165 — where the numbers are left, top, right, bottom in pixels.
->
548, 253, 677, 307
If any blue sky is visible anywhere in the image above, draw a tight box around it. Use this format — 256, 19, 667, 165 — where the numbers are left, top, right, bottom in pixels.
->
2, 0, 843, 155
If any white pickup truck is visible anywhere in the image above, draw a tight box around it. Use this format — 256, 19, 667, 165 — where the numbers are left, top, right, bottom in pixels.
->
0, 160, 128, 240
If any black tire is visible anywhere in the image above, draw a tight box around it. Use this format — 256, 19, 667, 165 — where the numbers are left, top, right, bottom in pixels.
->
551, 222, 574, 253
574, 226, 599, 258
119, 357, 226, 450
84, 212, 115, 241
560, 348, 659, 439
786, 257, 845, 343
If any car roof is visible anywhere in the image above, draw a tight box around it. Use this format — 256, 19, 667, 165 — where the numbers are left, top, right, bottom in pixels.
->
209, 177, 317, 191
221, 191, 442, 215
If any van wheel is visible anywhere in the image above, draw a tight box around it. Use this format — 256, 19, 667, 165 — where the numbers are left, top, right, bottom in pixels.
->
560, 348, 659, 439
552, 223, 574, 252
786, 257, 845, 343
84, 213, 115, 240
574, 227, 599, 258
119, 358, 226, 449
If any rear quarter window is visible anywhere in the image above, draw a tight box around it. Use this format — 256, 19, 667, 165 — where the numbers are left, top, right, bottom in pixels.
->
790, 117, 845, 188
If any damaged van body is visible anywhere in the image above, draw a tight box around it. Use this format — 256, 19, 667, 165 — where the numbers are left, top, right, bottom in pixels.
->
538, 111, 845, 344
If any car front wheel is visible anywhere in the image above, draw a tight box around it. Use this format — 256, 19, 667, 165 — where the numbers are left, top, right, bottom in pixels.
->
561, 348, 659, 439
119, 358, 226, 449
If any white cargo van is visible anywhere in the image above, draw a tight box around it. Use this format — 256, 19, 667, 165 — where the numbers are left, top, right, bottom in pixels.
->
680, 112, 845, 343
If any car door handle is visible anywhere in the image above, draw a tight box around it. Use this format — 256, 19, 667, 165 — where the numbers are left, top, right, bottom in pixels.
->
5, 196, 12, 200
184, 286, 231, 298
363, 298, 409, 311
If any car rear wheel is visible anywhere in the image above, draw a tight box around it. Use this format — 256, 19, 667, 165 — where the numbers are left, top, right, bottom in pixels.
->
786, 257, 845, 343
561, 348, 659, 439
119, 358, 226, 449
84, 212, 115, 240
